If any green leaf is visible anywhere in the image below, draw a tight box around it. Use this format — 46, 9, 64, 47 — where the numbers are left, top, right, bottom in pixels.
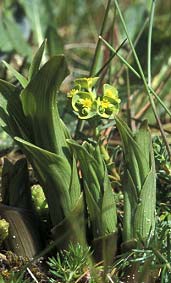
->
134, 120, 151, 167
46, 26, 64, 56
28, 40, 46, 80
67, 139, 101, 202
115, 116, 149, 192
0, 79, 18, 97
3, 16, 32, 59
2, 158, 33, 210
2, 61, 28, 88
116, 116, 156, 242
0, 80, 15, 128
0, 79, 32, 139
83, 181, 101, 237
120, 4, 146, 41
18, 0, 47, 46
122, 169, 139, 241
20, 55, 70, 154
0, 19, 13, 52
133, 168, 156, 239
101, 167, 117, 235
68, 139, 117, 237
0, 80, 31, 139
69, 157, 82, 210
0, 203, 42, 258
15, 137, 79, 225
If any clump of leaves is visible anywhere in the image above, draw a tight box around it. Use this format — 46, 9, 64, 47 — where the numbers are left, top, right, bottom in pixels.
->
47, 243, 94, 283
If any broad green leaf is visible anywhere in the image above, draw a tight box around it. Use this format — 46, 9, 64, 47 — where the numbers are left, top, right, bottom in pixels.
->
2, 61, 28, 88
0, 80, 31, 138
28, 40, 46, 80
135, 120, 151, 167
69, 157, 82, 209
46, 26, 64, 56
83, 141, 104, 180
67, 139, 101, 202
20, 55, 69, 155
122, 169, 139, 241
84, 181, 101, 237
133, 168, 156, 239
0, 79, 17, 97
101, 167, 117, 235
15, 137, 78, 225
115, 116, 149, 191
0, 204, 42, 258
68, 139, 117, 237
123, 185, 132, 242
116, 116, 156, 242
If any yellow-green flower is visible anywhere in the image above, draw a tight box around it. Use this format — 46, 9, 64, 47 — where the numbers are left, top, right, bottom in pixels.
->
67, 84, 81, 98
72, 91, 97, 119
74, 77, 99, 91
103, 84, 121, 104
67, 88, 79, 98
97, 96, 120, 119
96, 84, 121, 118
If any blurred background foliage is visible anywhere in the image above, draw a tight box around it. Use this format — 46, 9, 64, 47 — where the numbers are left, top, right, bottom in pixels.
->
0, 0, 170, 143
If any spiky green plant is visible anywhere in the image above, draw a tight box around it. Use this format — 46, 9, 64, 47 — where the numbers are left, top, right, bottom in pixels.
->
47, 243, 92, 283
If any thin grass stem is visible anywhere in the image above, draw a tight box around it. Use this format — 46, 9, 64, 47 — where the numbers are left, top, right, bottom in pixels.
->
114, 17, 149, 84
148, 0, 156, 87
99, 36, 141, 79
90, 0, 112, 76
100, 35, 171, 120
95, 38, 127, 77
108, 6, 116, 83
114, 0, 171, 158
75, 0, 112, 138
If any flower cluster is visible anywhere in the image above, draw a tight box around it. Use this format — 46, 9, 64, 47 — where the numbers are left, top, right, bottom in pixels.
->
68, 77, 121, 119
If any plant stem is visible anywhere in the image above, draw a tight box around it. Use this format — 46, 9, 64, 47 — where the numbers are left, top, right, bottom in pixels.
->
147, 0, 156, 87
108, 6, 116, 83
90, 0, 112, 76
95, 38, 127, 77
126, 68, 132, 129
100, 35, 171, 119
105, 1, 171, 158
114, 17, 149, 84
75, 0, 112, 138
99, 36, 141, 79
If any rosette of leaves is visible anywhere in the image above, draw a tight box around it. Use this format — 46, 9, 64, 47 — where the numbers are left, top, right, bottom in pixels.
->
67, 139, 117, 264
115, 116, 156, 246
0, 41, 85, 249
